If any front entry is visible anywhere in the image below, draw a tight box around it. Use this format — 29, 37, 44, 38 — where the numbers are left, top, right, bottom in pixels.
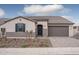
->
37, 25, 43, 36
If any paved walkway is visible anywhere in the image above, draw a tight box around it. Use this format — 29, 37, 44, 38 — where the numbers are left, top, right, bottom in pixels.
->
49, 37, 79, 47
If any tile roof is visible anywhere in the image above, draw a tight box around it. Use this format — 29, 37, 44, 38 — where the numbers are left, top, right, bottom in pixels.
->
26, 16, 74, 24
0, 16, 74, 25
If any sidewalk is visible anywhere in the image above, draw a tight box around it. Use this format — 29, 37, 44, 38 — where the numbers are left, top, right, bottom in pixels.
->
0, 48, 79, 55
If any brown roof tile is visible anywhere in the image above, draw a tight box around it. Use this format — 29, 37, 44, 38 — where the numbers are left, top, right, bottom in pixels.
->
26, 16, 74, 24
0, 16, 74, 26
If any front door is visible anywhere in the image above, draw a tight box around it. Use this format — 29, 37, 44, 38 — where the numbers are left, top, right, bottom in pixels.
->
37, 25, 43, 36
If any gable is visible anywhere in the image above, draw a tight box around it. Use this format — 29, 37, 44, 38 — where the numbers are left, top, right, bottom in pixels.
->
6, 16, 35, 23
0, 16, 36, 32
0, 16, 35, 26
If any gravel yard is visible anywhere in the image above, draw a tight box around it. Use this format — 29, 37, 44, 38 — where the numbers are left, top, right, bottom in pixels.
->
0, 38, 52, 48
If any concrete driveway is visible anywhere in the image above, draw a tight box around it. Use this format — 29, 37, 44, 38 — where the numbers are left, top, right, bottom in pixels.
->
49, 37, 79, 47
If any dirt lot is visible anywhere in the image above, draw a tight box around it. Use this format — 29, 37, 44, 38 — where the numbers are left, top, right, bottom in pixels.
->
0, 38, 52, 48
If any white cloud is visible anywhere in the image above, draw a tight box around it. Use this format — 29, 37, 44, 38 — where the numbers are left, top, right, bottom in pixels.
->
0, 8, 5, 17
60, 8, 71, 13
22, 5, 70, 16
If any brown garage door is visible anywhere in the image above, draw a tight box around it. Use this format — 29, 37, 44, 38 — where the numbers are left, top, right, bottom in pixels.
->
48, 26, 69, 36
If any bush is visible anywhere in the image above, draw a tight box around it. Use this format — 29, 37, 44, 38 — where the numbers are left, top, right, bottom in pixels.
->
39, 43, 49, 47
21, 44, 30, 48
0, 45, 6, 48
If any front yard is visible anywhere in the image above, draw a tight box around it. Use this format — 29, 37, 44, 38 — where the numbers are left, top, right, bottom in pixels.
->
0, 38, 52, 48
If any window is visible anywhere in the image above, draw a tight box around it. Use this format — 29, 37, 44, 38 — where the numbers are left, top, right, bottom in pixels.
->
15, 23, 25, 32
1, 28, 6, 35
73, 26, 77, 29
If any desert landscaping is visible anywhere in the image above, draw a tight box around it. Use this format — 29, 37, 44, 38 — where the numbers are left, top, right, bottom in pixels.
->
0, 37, 52, 48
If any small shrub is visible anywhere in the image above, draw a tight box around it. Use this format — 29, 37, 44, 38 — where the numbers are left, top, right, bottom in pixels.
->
44, 44, 49, 47
0, 45, 6, 48
21, 44, 30, 48
39, 43, 49, 47
32, 39, 36, 42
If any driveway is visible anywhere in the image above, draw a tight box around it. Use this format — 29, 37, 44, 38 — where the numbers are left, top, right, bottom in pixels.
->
49, 37, 79, 47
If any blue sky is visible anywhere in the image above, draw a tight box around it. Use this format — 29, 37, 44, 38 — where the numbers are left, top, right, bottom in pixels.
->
0, 4, 79, 23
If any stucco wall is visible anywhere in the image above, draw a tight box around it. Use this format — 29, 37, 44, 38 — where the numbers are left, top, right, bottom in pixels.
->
73, 26, 78, 35
69, 25, 74, 37
37, 21, 48, 37
0, 17, 36, 33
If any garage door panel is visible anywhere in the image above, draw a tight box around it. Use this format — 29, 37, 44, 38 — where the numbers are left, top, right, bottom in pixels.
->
48, 26, 69, 36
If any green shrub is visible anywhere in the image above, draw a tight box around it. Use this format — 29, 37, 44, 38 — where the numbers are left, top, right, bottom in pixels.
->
0, 45, 6, 48
21, 44, 30, 48
39, 43, 49, 47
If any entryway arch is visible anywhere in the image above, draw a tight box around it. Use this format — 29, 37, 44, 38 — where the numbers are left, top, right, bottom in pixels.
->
37, 24, 43, 36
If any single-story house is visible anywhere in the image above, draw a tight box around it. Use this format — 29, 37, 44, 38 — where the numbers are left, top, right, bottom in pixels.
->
0, 16, 74, 38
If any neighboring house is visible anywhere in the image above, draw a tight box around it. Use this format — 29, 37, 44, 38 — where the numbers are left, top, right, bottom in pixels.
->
0, 16, 74, 38
73, 23, 79, 35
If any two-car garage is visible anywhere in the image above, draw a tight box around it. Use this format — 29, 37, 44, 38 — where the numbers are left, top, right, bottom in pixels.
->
48, 26, 69, 36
